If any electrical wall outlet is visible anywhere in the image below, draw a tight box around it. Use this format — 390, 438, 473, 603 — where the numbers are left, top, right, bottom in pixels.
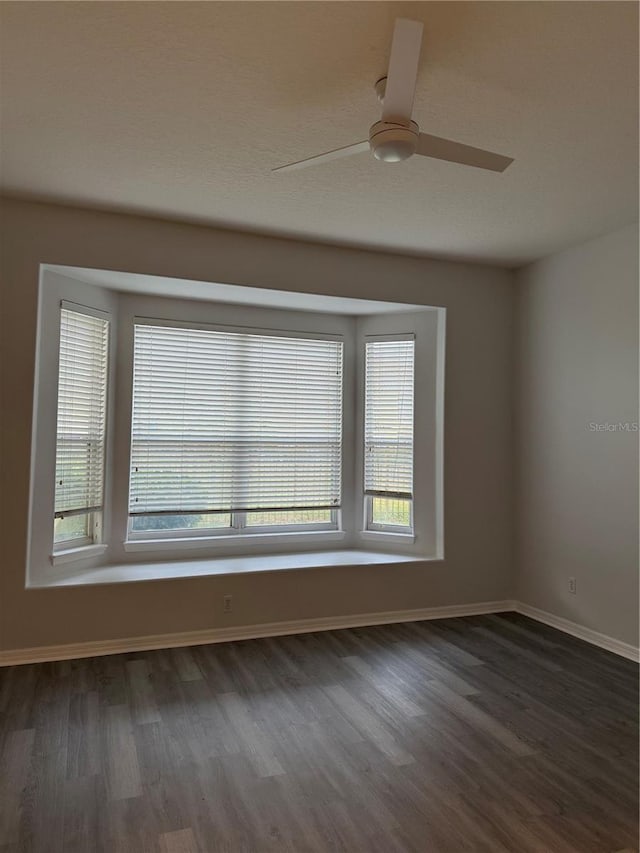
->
223, 594, 233, 613
568, 577, 577, 594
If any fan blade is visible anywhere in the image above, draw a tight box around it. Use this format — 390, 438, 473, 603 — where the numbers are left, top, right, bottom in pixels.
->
273, 141, 369, 173
382, 18, 424, 122
416, 133, 514, 172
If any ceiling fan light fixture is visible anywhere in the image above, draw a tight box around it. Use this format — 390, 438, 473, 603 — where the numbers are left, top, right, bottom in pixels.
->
273, 18, 513, 175
369, 120, 419, 163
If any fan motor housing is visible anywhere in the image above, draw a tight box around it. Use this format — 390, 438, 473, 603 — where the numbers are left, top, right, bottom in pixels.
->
369, 120, 419, 163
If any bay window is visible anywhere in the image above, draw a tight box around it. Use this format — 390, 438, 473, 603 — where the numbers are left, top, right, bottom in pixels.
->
28, 266, 442, 586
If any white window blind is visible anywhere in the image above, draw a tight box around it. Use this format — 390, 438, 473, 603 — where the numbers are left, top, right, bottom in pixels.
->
129, 323, 344, 516
54, 305, 110, 518
364, 337, 415, 499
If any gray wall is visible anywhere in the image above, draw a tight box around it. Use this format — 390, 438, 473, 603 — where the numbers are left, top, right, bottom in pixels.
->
0, 198, 514, 652
515, 224, 639, 646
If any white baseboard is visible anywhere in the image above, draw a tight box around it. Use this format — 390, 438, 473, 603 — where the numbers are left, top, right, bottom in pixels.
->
0, 599, 513, 666
514, 602, 639, 663
2, 599, 637, 666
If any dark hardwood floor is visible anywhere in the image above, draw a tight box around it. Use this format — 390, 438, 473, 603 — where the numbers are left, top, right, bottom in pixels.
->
0, 612, 638, 852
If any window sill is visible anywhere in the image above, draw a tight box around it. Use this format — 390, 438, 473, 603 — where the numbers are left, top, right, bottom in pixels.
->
359, 530, 416, 544
123, 529, 346, 553
29, 549, 431, 588
50, 543, 108, 566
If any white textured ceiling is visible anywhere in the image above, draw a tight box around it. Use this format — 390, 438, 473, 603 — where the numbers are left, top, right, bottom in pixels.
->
1, 2, 637, 265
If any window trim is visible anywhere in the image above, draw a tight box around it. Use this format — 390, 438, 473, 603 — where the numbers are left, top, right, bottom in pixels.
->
51, 543, 109, 566
359, 530, 416, 545
123, 528, 347, 554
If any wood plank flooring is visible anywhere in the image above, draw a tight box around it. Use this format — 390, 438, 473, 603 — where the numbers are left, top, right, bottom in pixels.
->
0, 612, 637, 852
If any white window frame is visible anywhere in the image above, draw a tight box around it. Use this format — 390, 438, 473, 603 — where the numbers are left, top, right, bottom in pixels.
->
54, 512, 96, 551
362, 333, 415, 536
127, 509, 340, 540
239, 509, 340, 533
27, 271, 118, 580
124, 316, 345, 544
354, 308, 443, 555
53, 301, 111, 553
364, 497, 414, 535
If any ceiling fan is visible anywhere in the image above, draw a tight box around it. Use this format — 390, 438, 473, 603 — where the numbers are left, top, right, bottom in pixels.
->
273, 18, 514, 174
